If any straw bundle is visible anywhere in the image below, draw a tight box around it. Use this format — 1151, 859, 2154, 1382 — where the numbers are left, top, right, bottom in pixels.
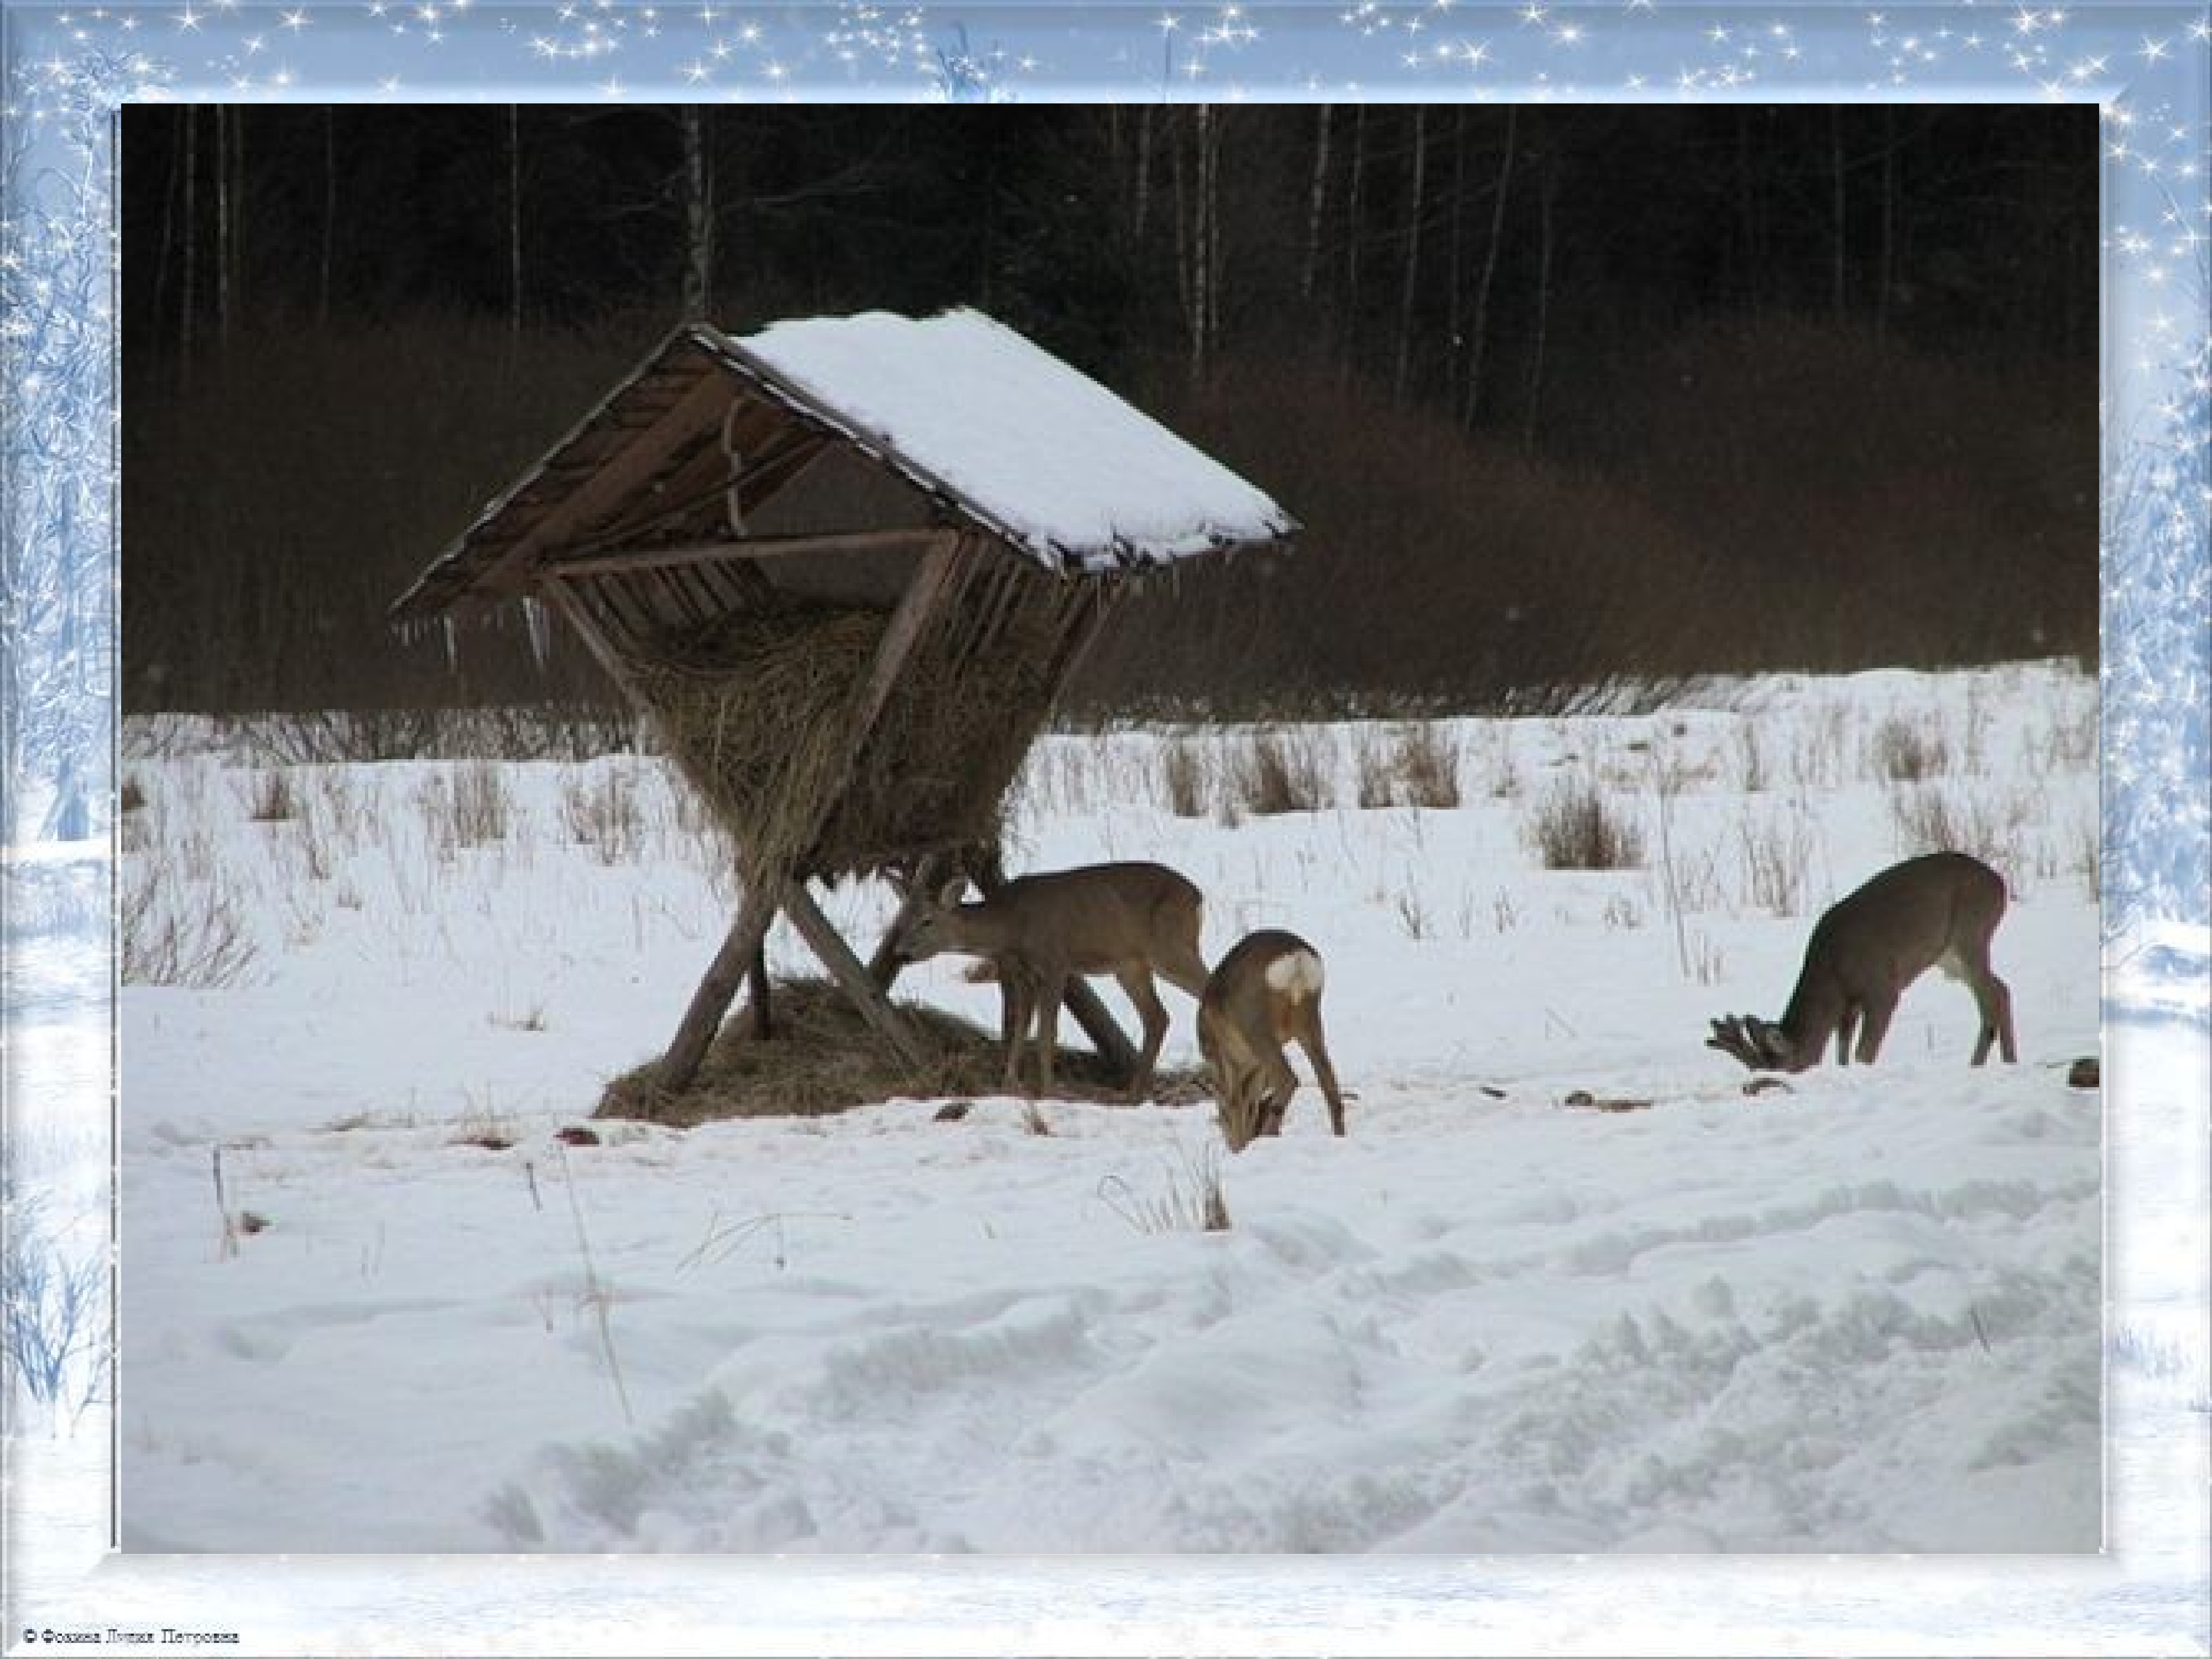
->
624, 606, 883, 885
623, 589, 1068, 885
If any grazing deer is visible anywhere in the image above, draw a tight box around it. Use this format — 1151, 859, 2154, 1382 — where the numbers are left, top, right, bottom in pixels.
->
1200, 929, 1349, 1152
889, 860, 1208, 1099
1707, 851, 2017, 1072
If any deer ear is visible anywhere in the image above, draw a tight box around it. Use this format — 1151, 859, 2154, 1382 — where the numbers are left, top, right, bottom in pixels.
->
933, 878, 968, 909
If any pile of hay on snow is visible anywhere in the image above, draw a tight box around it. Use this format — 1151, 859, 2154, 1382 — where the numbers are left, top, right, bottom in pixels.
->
597, 977, 1206, 1126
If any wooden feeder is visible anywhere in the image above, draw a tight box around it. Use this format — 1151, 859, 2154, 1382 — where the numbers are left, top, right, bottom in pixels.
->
392, 309, 1296, 1103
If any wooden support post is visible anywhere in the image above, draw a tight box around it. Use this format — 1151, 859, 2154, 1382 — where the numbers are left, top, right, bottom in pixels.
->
664, 536, 964, 1090
658, 880, 781, 1095
745, 942, 772, 1040
781, 881, 930, 1070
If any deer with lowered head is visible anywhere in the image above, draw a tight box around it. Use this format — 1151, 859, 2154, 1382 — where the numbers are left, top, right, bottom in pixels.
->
888, 860, 1208, 1100
1201, 928, 1349, 1152
1707, 851, 2018, 1073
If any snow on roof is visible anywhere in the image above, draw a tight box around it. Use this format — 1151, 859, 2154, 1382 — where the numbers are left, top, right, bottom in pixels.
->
722, 309, 1295, 572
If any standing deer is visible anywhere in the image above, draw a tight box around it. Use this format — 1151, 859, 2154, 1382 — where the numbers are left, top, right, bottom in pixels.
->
888, 860, 1208, 1099
1707, 851, 2018, 1072
1200, 928, 1349, 1152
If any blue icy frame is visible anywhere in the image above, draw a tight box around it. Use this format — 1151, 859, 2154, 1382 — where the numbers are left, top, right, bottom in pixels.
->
3, 2, 2206, 1654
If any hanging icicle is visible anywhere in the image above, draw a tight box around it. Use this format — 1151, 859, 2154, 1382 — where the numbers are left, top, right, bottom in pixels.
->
523, 594, 554, 675
441, 615, 460, 676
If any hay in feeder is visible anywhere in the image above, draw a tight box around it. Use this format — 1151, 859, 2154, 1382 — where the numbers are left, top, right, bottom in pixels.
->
627, 606, 885, 886
596, 977, 1207, 1126
814, 588, 1065, 873
623, 583, 1073, 885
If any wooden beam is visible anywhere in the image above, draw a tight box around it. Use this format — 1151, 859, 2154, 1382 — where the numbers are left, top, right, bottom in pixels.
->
656, 535, 964, 1093
476, 367, 739, 602
538, 576, 639, 691
561, 418, 818, 559
745, 943, 772, 1041
729, 431, 832, 515
545, 525, 947, 580
781, 881, 929, 1070
765, 536, 971, 1046
658, 881, 781, 1096
844, 537, 965, 752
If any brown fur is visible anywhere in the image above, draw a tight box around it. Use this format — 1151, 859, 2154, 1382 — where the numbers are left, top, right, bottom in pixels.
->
1199, 928, 1348, 1151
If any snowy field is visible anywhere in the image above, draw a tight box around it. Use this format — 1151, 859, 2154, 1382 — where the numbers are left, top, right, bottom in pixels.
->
88, 660, 2130, 1557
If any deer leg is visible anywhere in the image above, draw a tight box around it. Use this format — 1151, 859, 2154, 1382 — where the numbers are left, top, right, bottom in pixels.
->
1970, 969, 2017, 1065
1001, 968, 1035, 1091
1296, 1009, 1349, 1138
1116, 967, 1169, 1101
1835, 1004, 1860, 1067
1853, 992, 1898, 1065
1033, 976, 1066, 1098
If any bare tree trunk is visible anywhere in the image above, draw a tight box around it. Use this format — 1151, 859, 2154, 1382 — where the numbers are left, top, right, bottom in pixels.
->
1392, 105, 1428, 404
1876, 106, 1895, 346
1443, 107, 1469, 411
180, 106, 197, 388
154, 107, 182, 354
681, 106, 713, 317
1133, 106, 1153, 243
1522, 156, 1558, 453
1830, 106, 1848, 322
319, 108, 337, 327
1300, 104, 1332, 303
214, 105, 231, 346
1460, 106, 1516, 428
1736, 109, 1760, 314
1164, 106, 1227, 390
507, 105, 524, 337
1202, 105, 1224, 372
1170, 109, 1191, 341
229, 106, 246, 337
1341, 105, 1367, 371
1177, 107, 1230, 394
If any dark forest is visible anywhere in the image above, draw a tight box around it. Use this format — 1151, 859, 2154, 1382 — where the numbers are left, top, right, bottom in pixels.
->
121, 103, 2098, 720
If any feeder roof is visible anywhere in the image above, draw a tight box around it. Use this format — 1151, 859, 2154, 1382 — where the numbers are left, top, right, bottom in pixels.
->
391, 308, 1296, 623
731, 309, 1295, 571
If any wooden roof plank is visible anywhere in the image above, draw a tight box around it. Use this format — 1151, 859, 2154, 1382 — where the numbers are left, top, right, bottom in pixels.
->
545, 526, 946, 580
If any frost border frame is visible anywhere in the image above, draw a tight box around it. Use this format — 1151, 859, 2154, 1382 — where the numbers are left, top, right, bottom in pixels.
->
3, 2, 2206, 1654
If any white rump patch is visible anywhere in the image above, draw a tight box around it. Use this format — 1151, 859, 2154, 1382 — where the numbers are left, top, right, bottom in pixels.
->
1264, 950, 1326, 1000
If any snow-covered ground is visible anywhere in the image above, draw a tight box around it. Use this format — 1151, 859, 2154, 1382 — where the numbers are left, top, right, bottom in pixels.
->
91, 661, 2127, 1557
6, 659, 2207, 1649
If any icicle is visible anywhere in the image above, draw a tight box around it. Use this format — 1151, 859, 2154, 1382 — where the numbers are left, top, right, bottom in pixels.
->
441, 615, 459, 676
523, 595, 554, 675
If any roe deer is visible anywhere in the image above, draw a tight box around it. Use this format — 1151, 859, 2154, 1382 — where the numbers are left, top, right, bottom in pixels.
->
1200, 929, 1349, 1152
889, 860, 1208, 1099
1707, 851, 2017, 1072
